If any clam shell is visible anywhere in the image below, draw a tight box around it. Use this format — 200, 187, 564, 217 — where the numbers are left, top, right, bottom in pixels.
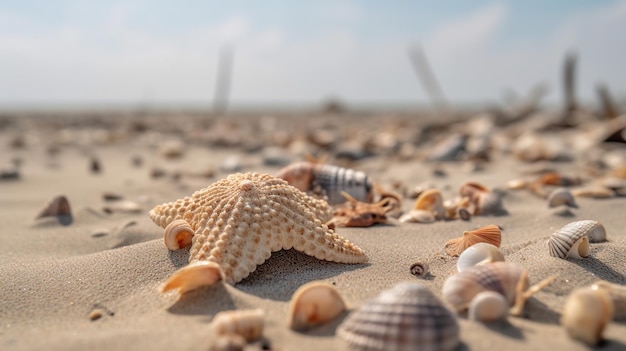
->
338, 282, 459, 351
288, 282, 346, 331
211, 309, 264, 342
456, 243, 505, 272
561, 287, 613, 346
547, 188, 578, 208
548, 220, 600, 259
468, 291, 508, 323
444, 224, 502, 256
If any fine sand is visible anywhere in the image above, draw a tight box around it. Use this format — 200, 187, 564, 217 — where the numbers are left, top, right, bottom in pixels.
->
0, 111, 625, 351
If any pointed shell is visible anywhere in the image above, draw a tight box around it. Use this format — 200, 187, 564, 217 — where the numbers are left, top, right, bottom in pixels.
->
288, 281, 346, 331
548, 220, 599, 259
547, 188, 578, 208
468, 291, 509, 323
561, 287, 613, 346
444, 224, 502, 256
413, 189, 445, 220
211, 309, 265, 342
36, 195, 72, 225
338, 282, 459, 351
457, 243, 505, 272
163, 219, 194, 250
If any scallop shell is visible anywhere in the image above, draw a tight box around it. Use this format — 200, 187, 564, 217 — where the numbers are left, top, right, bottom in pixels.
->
442, 262, 555, 316
548, 220, 599, 259
468, 291, 509, 323
592, 280, 626, 320
288, 282, 346, 331
413, 189, 445, 220
211, 309, 264, 342
456, 242, 505, 272
547, 188, 578, 208
337, 282, 459, 351
163, 219, 194, 250
561, 287, 613, 346
399, 209, 436, 224
36, 195, 72, 226
444, 224, 502, 256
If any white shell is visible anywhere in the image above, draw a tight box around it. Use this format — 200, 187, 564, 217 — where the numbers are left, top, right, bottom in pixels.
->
399, 209, 436, 224
548, 220, 596, 259
561, 287, 613, 346
288, 282, 346, 331
338, 282, 459, 351
163, 219, 194, 250
547, 188, 578, 208
211, 309, 264, 342
587, 222, 607, 243
457, 243, 505, 272
468, 291, 508, 323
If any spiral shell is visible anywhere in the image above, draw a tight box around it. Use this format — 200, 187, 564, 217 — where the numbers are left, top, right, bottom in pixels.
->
444, 224, 502, 256
468, 291, 509, 323
288, 281, 346, 331
548, 220, 597, 259
561, 287, 613, 346
276, 161, 374, 205
456, 243, 505, 272
163, 219, 194, 250
409, 262, 430, 277
338, 282, 459, 351
547, 188, 578, 208
211, 309, 264, 342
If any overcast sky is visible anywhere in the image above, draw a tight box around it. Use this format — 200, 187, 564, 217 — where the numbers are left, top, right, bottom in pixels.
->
1, 0, 625, 107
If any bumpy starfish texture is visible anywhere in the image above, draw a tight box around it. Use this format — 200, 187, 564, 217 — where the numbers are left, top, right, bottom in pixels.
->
149, 172, 368, 292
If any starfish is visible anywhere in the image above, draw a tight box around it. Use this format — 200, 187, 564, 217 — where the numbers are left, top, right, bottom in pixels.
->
149, 172, 368, 294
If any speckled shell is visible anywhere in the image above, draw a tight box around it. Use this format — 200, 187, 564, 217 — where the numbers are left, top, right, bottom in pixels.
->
338, 282, 459, 351
442, 262, 527, 312
276, 162, 374, 205
211, 309, 264, 342
548, 220, 595, 259
444, 225, 502, 257
561, 287, 613, 346
456, 243, 505, 272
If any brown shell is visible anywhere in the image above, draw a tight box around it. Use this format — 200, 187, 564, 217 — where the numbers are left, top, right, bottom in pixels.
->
444, 224, 502, 256
36, 195, 72, 226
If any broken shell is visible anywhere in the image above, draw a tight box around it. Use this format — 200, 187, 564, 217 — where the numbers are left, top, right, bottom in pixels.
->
211, 309, 264, 342
468, 291, 508, 323
571, 186, 615, 198
444, 224, 502, 256
36, 195, 72, 226
547, 188, 578, 208
413, 189, 445, 220
163, 219, 194, 250
561, 287, 613, 346
456, 242, 505, 272
442, 262, 555, 316
338, 282, 459, 351
288, 281, 346, 331
548, 220, 600, 259
591, 280, 626, 320
161, 261, 224, 294
409, 262, 430, 277
398, 209, 436, 224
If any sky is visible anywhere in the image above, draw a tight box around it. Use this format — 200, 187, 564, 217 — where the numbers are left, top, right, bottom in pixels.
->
0, 0, 625, 108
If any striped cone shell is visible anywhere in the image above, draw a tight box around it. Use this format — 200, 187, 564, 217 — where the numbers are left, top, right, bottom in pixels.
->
548, 220, 596, 259
337, 282, 459, 351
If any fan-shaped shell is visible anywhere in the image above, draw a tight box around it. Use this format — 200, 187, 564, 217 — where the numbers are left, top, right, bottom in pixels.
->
548, 220, 596, 259
444, 224, 502, 256
337, 282, 459, 351
442, 262, 525, 312
561, 287, 613, 346
288, 281, 346, 331
456, 243, 505, 272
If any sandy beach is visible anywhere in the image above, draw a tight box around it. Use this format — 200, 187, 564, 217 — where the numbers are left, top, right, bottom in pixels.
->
1, 110, 625, 351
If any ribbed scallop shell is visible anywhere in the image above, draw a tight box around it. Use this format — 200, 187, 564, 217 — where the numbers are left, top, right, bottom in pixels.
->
548, 220, 597, 259
444, 225, 502, 256
338, 282, 459, 351
276, 162, 374, 205
442, 262, 526, 312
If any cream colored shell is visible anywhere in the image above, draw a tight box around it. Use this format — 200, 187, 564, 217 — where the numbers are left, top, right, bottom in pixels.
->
211, 309, 265, 341
456, 242, 505, 272
288, 281, 346, 331
548, 220, 597, 259
468, 291, 508, 323
561, 287, 613, 346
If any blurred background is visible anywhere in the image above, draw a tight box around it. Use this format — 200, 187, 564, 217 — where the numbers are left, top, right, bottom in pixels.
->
1, 0, 624, 111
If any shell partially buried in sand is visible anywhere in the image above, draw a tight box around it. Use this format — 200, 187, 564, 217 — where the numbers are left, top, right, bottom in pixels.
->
548, 220, 602, 259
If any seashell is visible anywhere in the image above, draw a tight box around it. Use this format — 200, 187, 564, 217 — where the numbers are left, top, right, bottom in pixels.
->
506, 178, 529, 190
409, 262, 430, 277
459, 181, 505, 215
102, 200, 142, 214
413, 188, 445, 220
338, 282, 459, 351
276, 162, 374, 205
161, 261, 223, 294
443, 197, 471, 220
163, 219, 194, 250
36, 195, 72, 226
211, 309, 264, 342
561, 287, 613, 346
159, 140, 185, 159
547, 188, 578, 208
468, 291, 509, 323
457, 207, 471, 221
288, 281, 346, 331
409, 182, 437, 199
442, 261, 555, 316
537, 172, 582, 186
456, 242, 505, 272
548, 220, 601, 259
591, 280, 626, 320
209, 334, 246, 351
571, 186, 615, 198
399, 209, 436, 224
586, 222, 607, 243
444, 224, 501, 256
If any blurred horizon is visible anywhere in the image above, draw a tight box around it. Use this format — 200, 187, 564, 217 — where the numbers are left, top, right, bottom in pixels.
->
1, 0, 625, 110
